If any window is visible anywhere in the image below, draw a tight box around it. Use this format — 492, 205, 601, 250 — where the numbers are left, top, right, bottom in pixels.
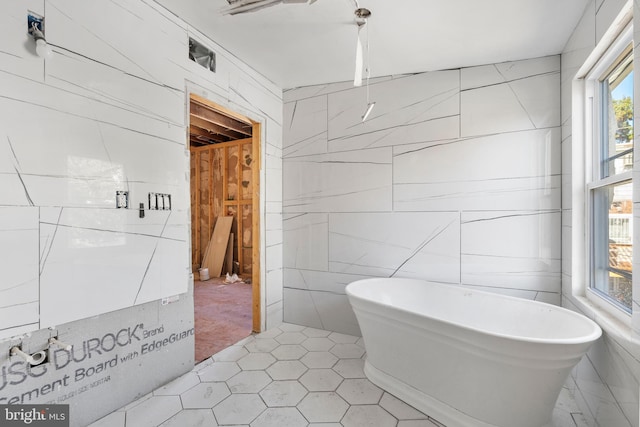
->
586, 27, 633, 314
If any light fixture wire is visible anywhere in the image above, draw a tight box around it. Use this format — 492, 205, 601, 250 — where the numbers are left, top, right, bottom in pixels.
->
354, 24, 364, 87
362, 13, 375, 121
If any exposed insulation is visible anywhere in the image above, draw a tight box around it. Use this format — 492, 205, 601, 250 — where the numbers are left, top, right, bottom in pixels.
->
191, 139, 254, 275
241, 142, 253, 200
227, 145, 239, 201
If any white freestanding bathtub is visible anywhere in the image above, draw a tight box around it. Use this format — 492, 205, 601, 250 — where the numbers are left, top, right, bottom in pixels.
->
346, 278, 601, 427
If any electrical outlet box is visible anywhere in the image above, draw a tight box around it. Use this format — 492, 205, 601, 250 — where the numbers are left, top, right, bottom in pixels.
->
27, 12, 44, 35
116, 191, 129, 208
156, 193, 164, 210
147, 193, 172, 210
148, 192, 157, 210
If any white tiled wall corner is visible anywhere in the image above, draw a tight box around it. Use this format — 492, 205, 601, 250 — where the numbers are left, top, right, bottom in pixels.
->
561, 0, 640, 425
283, 55, 562, 335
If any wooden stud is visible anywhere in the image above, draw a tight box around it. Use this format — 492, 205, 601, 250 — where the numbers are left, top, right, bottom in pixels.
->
234, 144, 243, 276
190, 102, 252, 137
251, 122, 261, 333
190, 125, 229, 144
222, 146, 228, 207
190, 138, 253, 152
208, 149, 213, 251
190, 94, 254, 126
191, 115, 246, 140
194, 150, 201, 270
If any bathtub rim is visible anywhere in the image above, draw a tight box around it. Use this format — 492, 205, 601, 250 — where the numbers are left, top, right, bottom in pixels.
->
346, 278, 602, 346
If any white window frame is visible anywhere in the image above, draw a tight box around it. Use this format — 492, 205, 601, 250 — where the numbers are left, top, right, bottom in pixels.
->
582, 23, 634, 322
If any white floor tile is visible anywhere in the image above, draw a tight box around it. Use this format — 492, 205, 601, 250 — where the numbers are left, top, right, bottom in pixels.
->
124, 396, 182, 427
212, 394, 266, 425
260, 380, 308, 407
300, 351, 339, 368
197, 361, 240, 382
89, 411, 126, 427
158, 409, 218, 427
266, 360, 308, 380
237, 352, 276, 370
332, 358, 365, 378
271, 344, 308, 360
379, 392, 428, 420
342, 405, 396, 427
297, 392, 349, 423
337, 379, 383, 405
180, 382, 230, 409
154, 372, 200, 396
251, 407, 307, 427
299, 368, 343, 391
226, 370, 272, 393
94, 323, 592, 427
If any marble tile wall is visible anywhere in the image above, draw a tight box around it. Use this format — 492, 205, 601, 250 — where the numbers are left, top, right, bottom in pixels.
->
1, 0, 283, 423
283, 56, 562, 336
0, 0, 283, 367
561, 0, 640, 425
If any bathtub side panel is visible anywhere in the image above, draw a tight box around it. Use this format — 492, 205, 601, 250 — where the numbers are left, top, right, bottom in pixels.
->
351, 299, 580, 427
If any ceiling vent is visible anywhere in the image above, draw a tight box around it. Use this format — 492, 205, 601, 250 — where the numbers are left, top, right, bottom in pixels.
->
189, 37, 216, 72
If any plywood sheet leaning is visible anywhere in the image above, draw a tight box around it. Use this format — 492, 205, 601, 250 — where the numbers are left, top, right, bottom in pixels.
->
203, 216, 234, 278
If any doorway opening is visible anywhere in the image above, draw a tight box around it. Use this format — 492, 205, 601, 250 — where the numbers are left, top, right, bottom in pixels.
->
188, 93, 261, 363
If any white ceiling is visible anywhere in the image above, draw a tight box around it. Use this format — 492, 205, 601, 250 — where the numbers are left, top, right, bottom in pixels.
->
156, 0, 589, 89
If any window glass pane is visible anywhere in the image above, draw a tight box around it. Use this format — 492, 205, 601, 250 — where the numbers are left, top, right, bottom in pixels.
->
601, 49, 633, 178
591, 181, 633, 311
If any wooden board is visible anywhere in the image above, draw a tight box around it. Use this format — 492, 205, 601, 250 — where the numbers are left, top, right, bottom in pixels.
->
203, 216, 233, 277
223, 233, 234, 275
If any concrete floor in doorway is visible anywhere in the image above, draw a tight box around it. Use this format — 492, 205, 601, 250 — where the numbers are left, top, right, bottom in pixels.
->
194, 277, 253, 362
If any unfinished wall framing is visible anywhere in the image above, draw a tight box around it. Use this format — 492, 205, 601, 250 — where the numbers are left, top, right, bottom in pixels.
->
190, 137, 255, 275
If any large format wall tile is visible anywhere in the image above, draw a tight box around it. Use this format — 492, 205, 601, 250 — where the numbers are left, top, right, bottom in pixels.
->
0, 207, 39, 340
39, 207, 188, 326
47, 0, 187, 89
460, 57, 560, 137
284, 268, 374, 295
283, 95, 328, 157
283, 288, 361, 336
394, 128, 561, 211
283, 213, 329, 271
327, 71, 460, 152
329, 212, 460, 283
283, 147, 392, 212
283, 55, 563, 335
461, 210, 561, 295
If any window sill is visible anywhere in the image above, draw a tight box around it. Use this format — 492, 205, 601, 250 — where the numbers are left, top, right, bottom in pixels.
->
565, 292, 640, 353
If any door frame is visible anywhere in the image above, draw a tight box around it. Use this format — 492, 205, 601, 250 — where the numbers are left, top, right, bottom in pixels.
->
187, 92, 262, 332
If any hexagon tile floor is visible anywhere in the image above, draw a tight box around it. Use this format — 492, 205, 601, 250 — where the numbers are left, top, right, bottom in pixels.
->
90, 323, 590, 427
